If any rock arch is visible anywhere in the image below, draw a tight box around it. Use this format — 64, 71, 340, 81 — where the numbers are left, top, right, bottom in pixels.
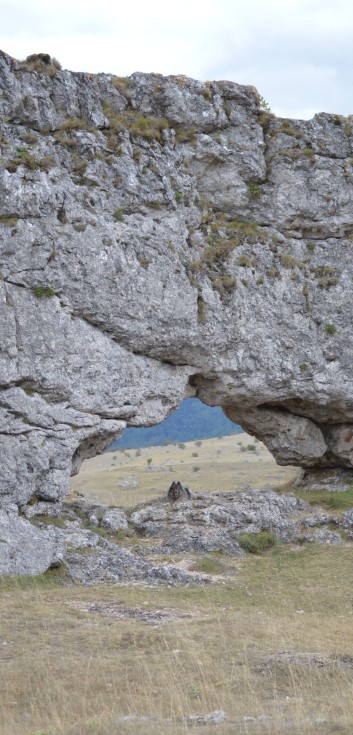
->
1, 48, 353, 533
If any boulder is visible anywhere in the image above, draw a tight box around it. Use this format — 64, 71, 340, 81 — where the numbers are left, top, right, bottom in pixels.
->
0, 507, 64, 575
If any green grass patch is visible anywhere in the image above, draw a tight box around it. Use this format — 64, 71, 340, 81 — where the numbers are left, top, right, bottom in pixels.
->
32, 286, 56, 298
248, 181, 262, 199
325, 323, 337, 335
0, 564, 67, 593
5, 152, 55, 173
32, 515, 67, 528
114, 208, 124, 221
295, 488, 353, 511
22, 385, 35, 396
237, 530, 277, 554
19, 54, 61, 77
280, 253, 297, 269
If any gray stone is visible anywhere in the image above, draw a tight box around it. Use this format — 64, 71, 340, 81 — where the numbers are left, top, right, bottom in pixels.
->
297, 529, 343, 545
342, 508, 353, 528
64, 539, 207, 586
0, 507, 64, 574
116, 709, 227, 727
2, 49, 353, 571
63, 525, 100, 550
302, 514, 331, 528
23, 501, 62, 519
182, 710, 227, 725
88, 513, 99, 527
101, 508, 129, 531
130, 488, 319, 554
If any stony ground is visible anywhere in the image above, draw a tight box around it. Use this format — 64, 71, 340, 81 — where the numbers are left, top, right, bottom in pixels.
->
61, 434, 353, 585
25, 476, 353, 585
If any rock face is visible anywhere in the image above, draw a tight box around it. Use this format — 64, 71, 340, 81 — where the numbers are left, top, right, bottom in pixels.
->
1, 50, 353, 570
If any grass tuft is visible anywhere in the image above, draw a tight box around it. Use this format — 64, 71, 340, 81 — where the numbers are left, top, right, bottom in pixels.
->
193, 556, 224, 574
32, 286, 56, 298
103, 104, 169, 143
237, 530, 277, 554
114, 208, 124, 221
325, 323, 337, 335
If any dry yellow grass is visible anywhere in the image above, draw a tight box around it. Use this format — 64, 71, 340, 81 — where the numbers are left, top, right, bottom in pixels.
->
3, 438, 352, 734
71, 432, 298, 507
1, 545, 353, 734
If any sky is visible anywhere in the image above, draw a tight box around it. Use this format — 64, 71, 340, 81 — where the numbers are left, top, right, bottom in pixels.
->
1, 0, 353, 120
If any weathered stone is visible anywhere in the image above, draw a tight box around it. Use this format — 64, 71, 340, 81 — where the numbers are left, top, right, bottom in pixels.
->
23, 501, 62, 519
62, 523, 101, 550
0, 506, 64, 574
101, 508, 129, 531
297, 468, 353, 491
2, 49, 353, 572
130, 488, 332, 553
116, 710, 227, 726
8, 488, 349, 580
224, 406, 327, 467
182, 710, 227, 725
63, 536, 207, 586
297, 529, 343, 545
342, 508, 353, 528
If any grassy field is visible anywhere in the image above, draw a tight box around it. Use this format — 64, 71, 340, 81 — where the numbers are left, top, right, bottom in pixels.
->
3, 437, 353, 734
71, 432, 299, 507
1, 545, 353, 735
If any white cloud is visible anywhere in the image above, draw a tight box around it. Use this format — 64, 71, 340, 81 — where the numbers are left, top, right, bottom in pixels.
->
1, 0, 353, 118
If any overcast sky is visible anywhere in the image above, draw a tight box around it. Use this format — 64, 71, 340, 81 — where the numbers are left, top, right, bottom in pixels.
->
1, 0, 353, 120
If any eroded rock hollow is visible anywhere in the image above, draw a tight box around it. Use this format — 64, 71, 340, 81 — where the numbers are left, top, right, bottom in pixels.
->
1, 50, 353, 546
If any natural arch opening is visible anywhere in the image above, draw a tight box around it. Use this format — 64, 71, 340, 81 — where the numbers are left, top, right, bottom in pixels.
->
70, 398, 298, 508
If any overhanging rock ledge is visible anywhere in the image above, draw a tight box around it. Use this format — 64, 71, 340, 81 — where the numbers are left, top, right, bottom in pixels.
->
1, 50, 353, 571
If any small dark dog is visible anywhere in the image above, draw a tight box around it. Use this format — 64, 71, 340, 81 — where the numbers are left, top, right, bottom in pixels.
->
167, 481, 191, 502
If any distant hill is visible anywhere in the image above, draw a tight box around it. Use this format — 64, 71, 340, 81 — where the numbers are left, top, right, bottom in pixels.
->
108, 398, 242, 450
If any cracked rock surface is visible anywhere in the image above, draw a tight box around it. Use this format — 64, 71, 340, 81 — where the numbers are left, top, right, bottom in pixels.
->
0, 504, 65, 575
0, 499, 208, 583
1, 50, 353, 572
1, 487, 347, 579
129, 488, 344, 553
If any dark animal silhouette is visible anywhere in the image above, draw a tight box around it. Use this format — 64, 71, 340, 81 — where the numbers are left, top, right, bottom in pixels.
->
167, 481, 191, 502
26, 53, 52, 65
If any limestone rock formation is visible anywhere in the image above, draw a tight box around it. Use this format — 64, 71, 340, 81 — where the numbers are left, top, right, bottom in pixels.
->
0, 505, 65, 574
129, 488, 343, 553
1, 50, 353, 571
